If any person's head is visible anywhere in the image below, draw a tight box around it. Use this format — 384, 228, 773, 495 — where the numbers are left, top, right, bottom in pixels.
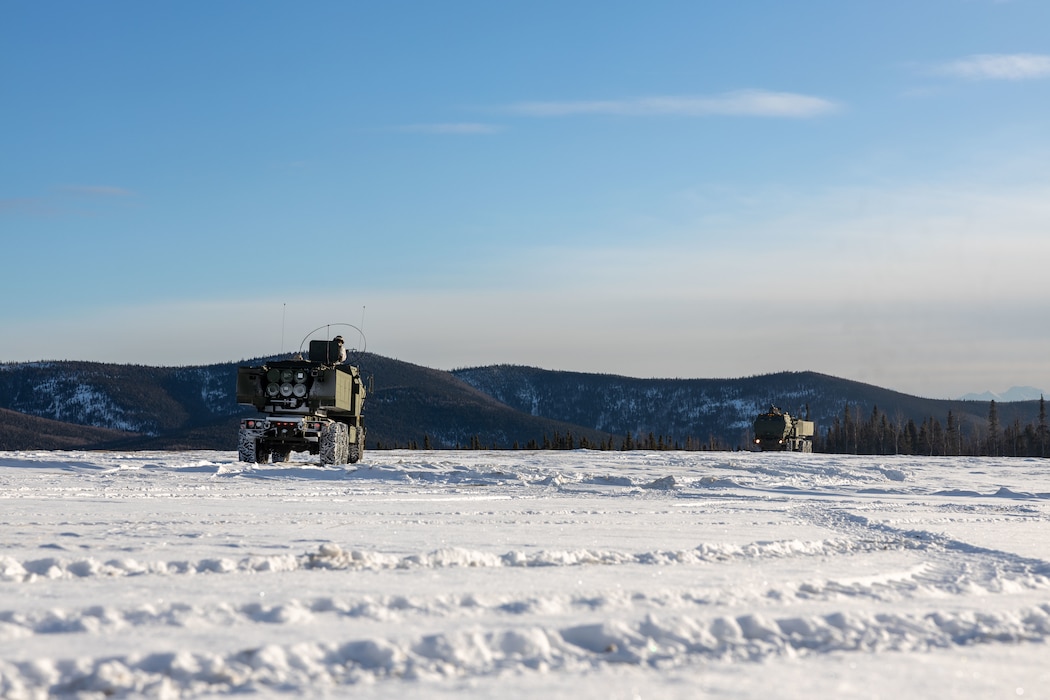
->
334, 336, 344, 346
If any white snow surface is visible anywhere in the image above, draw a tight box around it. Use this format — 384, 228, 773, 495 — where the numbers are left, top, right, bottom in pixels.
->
1, 449, 1049, 699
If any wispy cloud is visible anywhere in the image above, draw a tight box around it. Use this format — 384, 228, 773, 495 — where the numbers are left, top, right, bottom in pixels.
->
394, 123, 503, 134
0, 197, 51, 215
934, 53, 1050, 80
2, 187, 135, 217
60, 185, 136, 197
505, 90, 840, 118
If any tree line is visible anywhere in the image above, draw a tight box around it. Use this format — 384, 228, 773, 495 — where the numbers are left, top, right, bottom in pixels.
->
376, 430, 732, 452
819, 398, 1049, 457
373, 397, 1049, 457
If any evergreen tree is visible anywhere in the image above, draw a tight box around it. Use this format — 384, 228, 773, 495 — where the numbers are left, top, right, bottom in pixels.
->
879, 413, 893, 455
945, 411, 958, 456
918, 418, 931, 456
987, 400, 1000, 457
903, 419, 918, 455
930, 417, 944, 456
1039, 395, 1048, 458
843, 405, 856, 454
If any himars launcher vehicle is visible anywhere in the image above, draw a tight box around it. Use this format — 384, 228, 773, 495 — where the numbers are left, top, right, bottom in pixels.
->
753, 405, 815, 452
236, 338, 366, 465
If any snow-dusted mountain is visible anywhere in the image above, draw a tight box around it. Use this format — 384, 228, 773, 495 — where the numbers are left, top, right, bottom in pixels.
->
1, 356, 1046, 452
959, 386, 1046, 402
451, 365, 1044, 450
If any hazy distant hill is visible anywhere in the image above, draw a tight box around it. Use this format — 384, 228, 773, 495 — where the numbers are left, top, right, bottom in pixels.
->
959, 386, 1046, 402
0, 354, 611, 451
451, 365, 1043, 448
0, 406, 136, 450
0, 356, 1043, 452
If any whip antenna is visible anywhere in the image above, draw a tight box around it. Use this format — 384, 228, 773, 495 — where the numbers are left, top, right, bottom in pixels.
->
298, 322, 367, 356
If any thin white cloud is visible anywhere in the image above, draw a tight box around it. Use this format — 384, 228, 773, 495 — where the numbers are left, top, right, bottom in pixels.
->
60, 185, 136, 197
394, 123, 503, 134
505, 90, 840, 118
2, 187, 136, 217
0, 197, 53, 216
934, 53, 1050, 80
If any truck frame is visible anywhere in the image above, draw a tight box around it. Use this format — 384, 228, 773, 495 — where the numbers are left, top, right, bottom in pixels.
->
236, 339, 366, 465
752, 405, 814, 452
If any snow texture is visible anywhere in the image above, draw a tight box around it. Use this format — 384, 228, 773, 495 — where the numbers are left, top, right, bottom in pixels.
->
1, 449, 1049, 698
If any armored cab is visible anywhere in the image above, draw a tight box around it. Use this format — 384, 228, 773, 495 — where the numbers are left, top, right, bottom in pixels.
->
236, 340, 366, 465
753, 405, 814, 452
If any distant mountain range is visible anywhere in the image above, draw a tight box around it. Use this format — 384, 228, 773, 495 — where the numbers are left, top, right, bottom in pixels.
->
958, 386, 1046, 402
0, 354, 1044, 452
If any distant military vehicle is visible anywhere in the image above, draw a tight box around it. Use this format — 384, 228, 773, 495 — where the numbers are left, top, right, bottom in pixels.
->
236, 330, 366, 465
752, 405, 814, 452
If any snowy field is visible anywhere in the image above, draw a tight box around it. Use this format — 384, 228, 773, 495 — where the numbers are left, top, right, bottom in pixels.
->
1, 449, 1049, 699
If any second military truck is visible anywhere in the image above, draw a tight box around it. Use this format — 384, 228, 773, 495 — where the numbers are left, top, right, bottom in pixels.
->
236, 339, 366, 465
753, 405, 815, 452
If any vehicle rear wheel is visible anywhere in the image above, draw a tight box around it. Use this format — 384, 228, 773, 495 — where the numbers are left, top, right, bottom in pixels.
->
335, 424, 350, 465
348, 433, 363, 464
238, 430, 260, 463
320, 423, 348, 465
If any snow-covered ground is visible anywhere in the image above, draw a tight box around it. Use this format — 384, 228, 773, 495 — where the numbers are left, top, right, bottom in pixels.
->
1, 449, 1049, 699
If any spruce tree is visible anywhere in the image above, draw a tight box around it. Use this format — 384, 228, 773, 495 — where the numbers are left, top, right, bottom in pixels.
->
987, 400, 1000, 457
946, 411, 958, 457
1039, 395, 1048, 458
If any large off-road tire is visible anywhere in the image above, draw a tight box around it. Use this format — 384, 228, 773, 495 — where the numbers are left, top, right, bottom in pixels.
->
348, 431, 364, 464
238, 430, 258, 463
320, 423, 349, 465
337, 425, 350, 465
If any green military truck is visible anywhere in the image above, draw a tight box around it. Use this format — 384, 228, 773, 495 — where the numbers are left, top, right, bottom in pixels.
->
752, 405, 815, 452
236, 339, 366, 465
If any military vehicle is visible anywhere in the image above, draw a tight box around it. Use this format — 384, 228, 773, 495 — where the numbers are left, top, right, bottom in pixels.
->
752, 405, 815, 452
236, 333, 366, 465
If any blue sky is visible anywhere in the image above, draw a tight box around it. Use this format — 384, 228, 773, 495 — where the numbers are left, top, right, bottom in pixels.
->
3, 1, 1049, 399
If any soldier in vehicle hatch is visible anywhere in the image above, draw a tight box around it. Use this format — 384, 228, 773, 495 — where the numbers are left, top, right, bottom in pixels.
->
332, 336, 348, 363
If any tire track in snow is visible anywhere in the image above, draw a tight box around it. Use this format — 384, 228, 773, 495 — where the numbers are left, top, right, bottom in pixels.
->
791, 504, 1050, 599
3, 603, 1050, 697
6, 519, 1050, 603
0, 534, 938, 584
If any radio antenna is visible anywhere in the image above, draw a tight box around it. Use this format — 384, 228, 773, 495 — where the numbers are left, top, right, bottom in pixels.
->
281, 303, 287, 354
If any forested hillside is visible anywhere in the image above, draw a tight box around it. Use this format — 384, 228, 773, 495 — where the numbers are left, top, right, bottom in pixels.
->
453, 366, 1049, 456
0, 357, 1046, 455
